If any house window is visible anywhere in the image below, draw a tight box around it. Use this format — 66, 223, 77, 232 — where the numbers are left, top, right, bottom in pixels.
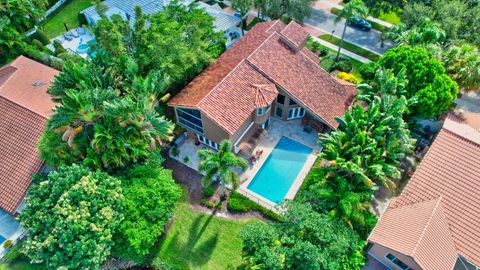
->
276, 94, 285, 105
287, 107, 305, 120
176, 107, 204, 134
257, 104, 271, 116
289, 99, 297, 106
197, 135, 218, 149
386, 253, 411, 270
275, 107, 283, 118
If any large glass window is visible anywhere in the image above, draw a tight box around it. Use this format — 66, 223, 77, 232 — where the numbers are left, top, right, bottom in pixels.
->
289, 99, 297, 106
275, 107, 283, 118
176, 107, 204, 134
386, 254, 410, 270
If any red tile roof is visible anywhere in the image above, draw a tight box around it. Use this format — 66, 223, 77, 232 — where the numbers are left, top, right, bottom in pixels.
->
369, 197, 458, 270
0, 56, 58, 214
0, 56, 59, 118
279, 21, 309, 49
169, 20, 355, 134
369, 115, 480, 268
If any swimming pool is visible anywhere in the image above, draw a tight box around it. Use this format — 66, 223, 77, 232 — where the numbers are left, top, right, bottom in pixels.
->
247, 136, 312, 203
0, 235, 5, 245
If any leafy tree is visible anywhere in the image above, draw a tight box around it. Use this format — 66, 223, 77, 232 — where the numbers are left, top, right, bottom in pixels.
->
240, 202, 365, 270
300, 167, 377, 238
93, 1, 225, 92
0, 0, 47, 64
232, 0, 253, 35
387, 18, 446, 47
113, 154, 182, 262
441, 44, 480, 91
373, 46, 458, 117
19, 165, 123, 270
255, 0, 314, 23
334, 0, 369, 61
197, 140, 248, 198
321, 68, 415, 190
39, 64, 174, 170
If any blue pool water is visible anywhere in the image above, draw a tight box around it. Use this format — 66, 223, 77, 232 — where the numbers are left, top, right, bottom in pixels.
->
247, 136, 312, 203
0, 235, 5, 244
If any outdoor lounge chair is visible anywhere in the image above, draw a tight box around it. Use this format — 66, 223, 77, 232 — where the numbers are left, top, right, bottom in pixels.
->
63, 32, 73, 41
77, 27, 86, 35
69, 30, 79, 38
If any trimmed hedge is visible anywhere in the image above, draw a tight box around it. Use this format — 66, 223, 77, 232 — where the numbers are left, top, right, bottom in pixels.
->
228, 191, 282, 221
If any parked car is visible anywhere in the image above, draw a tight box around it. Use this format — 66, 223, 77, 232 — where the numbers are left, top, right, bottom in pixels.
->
348, 17, 372, 31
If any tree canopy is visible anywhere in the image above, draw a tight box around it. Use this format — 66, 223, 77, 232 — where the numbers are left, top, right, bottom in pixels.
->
113, 155, 182, 262
254, 0, 314, 23
365, 46, 458, 117
0, 0, 47, 64
240, 202, 365, 270
93, 1, 225, 92
19, 165, 123, 270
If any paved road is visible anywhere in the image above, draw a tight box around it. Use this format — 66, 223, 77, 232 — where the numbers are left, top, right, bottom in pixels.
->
305, 8, 395, 55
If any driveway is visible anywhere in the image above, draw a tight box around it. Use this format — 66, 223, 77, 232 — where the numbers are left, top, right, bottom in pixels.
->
305, 8, 395, 55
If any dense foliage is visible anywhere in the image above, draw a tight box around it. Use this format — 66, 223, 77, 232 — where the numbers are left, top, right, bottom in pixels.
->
93, 1, 225, 92
198, 140, 248, 197
363, 46, 458, 117
113, 155, 182, 262
253, 0, 314, 23
39, 62, 174, 170
19, 165, 123, 270
240, 202, 365, 270
0, 0, 47, 64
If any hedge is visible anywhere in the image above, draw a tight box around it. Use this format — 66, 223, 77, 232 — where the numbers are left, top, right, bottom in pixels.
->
228, 191, 282, 221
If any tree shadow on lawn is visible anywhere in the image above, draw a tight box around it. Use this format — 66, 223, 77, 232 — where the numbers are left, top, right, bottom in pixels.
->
154, 210, 220, 269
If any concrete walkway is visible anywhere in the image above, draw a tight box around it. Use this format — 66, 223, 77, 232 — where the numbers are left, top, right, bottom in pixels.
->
305, 8, 395, 55
310, 35, 371, 63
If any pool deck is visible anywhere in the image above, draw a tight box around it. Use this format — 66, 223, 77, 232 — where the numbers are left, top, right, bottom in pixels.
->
49, 30, 95, 59
236, 118, 321, 211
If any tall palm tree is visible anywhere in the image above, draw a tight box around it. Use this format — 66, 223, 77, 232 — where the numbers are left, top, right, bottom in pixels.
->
441, 44, 480, 91
198, 140, 248, 199
334, 0, 369, 61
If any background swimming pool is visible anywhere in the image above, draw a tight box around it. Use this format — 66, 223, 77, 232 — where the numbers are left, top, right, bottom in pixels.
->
247, 136, 312, 203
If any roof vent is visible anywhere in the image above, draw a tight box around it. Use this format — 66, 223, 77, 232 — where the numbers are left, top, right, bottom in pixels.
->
32, 81, 47, 87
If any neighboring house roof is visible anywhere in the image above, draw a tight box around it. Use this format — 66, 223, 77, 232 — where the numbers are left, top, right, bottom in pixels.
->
0, 56, 58, 215
169, 20, 355, 134
196, 2, 241, 32
0, 56, 58, 118
81, 0, 240, 31
369, 197, 458, 270
369, 115, 480, 269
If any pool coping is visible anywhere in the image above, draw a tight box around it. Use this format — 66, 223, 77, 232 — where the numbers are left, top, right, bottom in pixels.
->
237, 135, 319, 212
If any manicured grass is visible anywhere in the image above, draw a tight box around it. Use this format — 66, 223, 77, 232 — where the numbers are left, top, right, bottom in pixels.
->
377, 9, 402, 25
154, 192, 260, 269
41, 0, 95, 39
318, 34, 380, 62
0, 259, 45, 270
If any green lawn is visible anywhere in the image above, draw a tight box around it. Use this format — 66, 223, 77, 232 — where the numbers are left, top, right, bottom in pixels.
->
41, 0, 95, 38
0, 259, 45, 270
153, 192, 260, 269
318, 35, 380, 62
377, 9, 402, 25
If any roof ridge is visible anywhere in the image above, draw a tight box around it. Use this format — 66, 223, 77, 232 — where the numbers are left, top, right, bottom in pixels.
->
410, 196, 447, 257
265, 20, 281, 33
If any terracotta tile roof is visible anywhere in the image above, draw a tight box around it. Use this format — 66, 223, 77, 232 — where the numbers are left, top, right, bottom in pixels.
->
0, 96, 47, 214
369, 197, 458, 270
0, 56, 58, 214
198, 61, 277, 134
279, 21, 309, 49
0, 56, 59, 118
252, 84, 278, 108
169, 20, 355, 133
168, 21, 279, 108
370, 115, 480, 268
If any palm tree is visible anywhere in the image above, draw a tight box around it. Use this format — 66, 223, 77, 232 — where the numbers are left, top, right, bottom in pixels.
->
198, 140, 248, 199
334, 0, 369, 61
232, 0, 253, 36
441, 44, 480, 91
